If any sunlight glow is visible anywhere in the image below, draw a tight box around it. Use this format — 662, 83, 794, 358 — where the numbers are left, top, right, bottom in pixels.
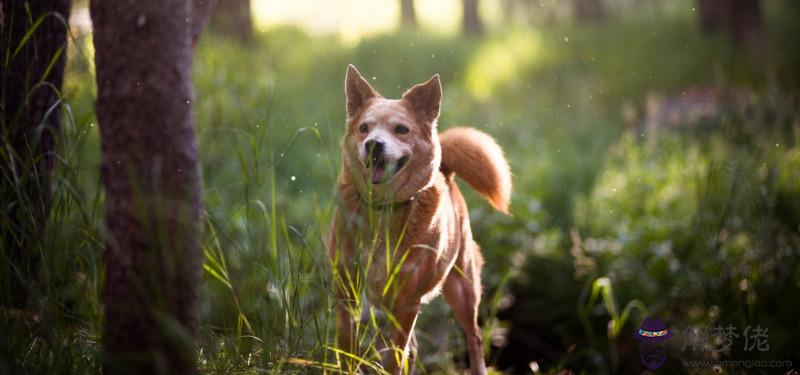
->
252, 0, 463, 42
465, 30, 543, 100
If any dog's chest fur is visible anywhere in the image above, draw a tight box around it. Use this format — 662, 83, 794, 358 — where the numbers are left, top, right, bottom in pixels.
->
343, 173, 463, 305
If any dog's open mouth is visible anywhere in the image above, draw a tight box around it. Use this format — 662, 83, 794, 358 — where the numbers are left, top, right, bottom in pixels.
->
367, 155, 409, 184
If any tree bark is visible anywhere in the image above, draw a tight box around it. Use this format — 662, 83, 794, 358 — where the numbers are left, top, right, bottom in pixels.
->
1, 0, 71, 307
210, 0, 254, 42
727, 0, 763, 47
696, 0, 764, 47
572, 0, 605, 23
192, 0, 216, 46
462, 0, 483, 36
90, 0, 206, 372
697, 0, 727, 33
400, 0, 417, 28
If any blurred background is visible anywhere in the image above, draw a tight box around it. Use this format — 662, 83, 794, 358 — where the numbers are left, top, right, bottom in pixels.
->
6, 0, 800, 373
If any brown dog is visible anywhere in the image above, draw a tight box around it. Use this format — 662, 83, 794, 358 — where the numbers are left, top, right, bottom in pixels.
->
328, 65, 511, 375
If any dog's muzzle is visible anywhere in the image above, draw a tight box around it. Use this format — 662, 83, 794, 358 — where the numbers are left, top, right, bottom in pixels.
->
365, 140, 409, 184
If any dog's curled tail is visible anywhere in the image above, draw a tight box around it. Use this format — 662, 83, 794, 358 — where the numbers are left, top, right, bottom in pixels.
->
439, 127, 512, 214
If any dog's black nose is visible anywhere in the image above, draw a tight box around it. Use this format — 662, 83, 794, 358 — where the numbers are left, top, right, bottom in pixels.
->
365, 139, 384, 156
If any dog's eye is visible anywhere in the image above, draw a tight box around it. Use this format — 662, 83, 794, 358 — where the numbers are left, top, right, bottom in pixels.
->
395, 124, 409, 134
359, 123, 369, 133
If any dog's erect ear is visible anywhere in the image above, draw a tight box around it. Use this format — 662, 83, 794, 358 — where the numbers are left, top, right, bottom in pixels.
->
402, 74, 442, 124
345, 65, 379, 118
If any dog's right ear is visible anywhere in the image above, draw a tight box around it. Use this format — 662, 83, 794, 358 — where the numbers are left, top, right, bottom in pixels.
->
345, 65, 379, 119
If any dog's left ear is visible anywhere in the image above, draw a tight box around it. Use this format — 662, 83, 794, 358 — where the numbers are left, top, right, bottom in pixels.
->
402, 74, 441, 124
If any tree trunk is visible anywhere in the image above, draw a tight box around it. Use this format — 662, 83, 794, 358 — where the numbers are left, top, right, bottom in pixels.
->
210, 0, 254, 42
192, 0, 216, 47
90, 0, 206, 372
696, 0, 763, 48
400, 0, 417, 28
1, 0, 71, 307
727, 0, 763, 47
462, 0, 483, 36
697, 0, 727, 33
572, 0, 605, 23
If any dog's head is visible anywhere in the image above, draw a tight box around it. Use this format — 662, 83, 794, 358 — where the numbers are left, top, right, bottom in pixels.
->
341, 65, 442, 203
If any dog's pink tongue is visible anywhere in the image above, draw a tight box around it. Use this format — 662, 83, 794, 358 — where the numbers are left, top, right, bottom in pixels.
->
371, 166, 384, 183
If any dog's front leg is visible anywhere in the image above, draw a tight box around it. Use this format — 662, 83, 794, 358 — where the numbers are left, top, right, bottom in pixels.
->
382, 301, 421, 375
334, 288, 358, 368
328, 214, 360, 372
331, 258, 363, 373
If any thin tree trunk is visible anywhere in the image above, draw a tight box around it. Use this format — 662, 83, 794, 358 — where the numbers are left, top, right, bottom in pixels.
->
1, 0, 71, 307
210, 0, 254, 42
697, 0, 727, 33
90, 0, 206, 372
696, 0, 763, 48
462, 0, 483, 36
727, 0, 763, 47
192, 0, 216, 47
572, 0, 605, 23
400, 0, 417, 28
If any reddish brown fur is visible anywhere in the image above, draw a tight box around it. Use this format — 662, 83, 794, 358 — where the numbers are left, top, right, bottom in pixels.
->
440, 127, 512, 214
329, 65, 511, 375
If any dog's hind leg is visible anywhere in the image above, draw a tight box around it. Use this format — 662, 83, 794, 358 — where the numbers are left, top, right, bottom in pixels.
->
443, 242, 488, 375
407, 330, 418, 374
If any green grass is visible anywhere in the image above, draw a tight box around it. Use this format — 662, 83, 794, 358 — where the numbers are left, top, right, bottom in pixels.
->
3, 1, 800, 373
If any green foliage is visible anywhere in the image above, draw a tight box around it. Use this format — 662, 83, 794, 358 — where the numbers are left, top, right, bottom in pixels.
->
4, 2, 800, 373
